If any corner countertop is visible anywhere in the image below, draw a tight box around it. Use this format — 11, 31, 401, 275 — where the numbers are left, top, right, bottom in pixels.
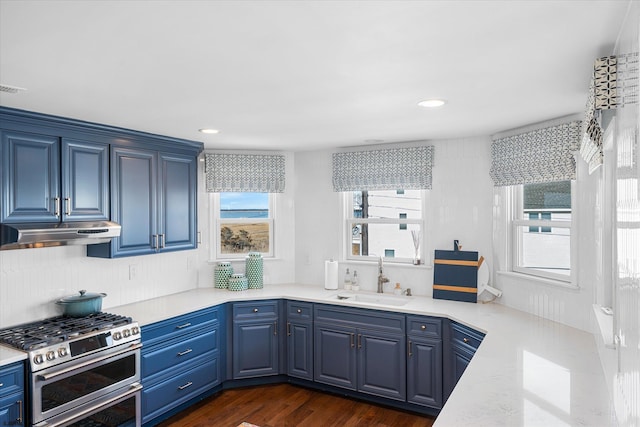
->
2, 284, 612, 426
109, 283, 612, 427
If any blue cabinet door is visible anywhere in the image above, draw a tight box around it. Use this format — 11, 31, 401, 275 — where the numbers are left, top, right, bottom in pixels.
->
109, 146, 157, 256
287, 321, 313, 380
1, 130, 59, 223
61, 138, 109, 221
233, 321, 279, 378
357, 330, 406, 401
314, 323, 357, 390
0, 393, 23, 427
158, 152, 197, 252
407, 336, 443, 408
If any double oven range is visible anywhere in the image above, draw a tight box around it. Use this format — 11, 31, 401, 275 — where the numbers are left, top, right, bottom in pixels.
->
0, 313, 141, 426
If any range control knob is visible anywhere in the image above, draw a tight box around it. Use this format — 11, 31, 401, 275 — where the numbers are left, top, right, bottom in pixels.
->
57, 348, 68, 358
122, 329, 131, 338
46, 350, 56, 361
131, 326, 140, 335
33, 354, 44, 365
113, 332, 122, 341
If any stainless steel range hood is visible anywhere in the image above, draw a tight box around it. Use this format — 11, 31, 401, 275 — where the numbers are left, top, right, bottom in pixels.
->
0, 221, 121, 250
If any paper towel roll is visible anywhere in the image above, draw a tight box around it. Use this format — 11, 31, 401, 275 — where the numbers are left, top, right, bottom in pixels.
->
324, 260, 339, 290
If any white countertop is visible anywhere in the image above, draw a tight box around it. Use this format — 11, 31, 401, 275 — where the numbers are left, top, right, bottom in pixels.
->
2, 284, 612, 426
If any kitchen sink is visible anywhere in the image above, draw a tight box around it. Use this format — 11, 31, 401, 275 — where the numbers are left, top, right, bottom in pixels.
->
330, 292, 410, 306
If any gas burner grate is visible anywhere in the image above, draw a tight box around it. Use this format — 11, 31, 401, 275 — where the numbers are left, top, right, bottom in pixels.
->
0, 313, 133, 351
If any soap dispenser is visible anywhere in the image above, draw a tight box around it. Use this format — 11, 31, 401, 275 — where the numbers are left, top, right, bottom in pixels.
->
351, 270, 359, 291
344, 268, 352, 290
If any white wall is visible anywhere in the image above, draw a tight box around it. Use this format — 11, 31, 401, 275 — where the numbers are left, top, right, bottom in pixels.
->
294, 137, 494, 297
0, 154, 297, 328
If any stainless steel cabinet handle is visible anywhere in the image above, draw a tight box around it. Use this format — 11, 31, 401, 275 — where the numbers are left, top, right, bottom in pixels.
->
152, 234, 158, 250
463, 337, 469, 343
176, 322, 192, 329
253, 308, 259, 313
177, 348, 193, 356
64, 197, 71, 215
274, 321, 277, 335
357, 334, 362, 349
421, 325, 427, 330
160, 233, 165, 249
350, 333, 355, 348
54, 197, 60, 217
297, 309, 302, 314
178, 381, 193, 390
408, 340, 413, 357
287, 321, 291, 336
0, 382, 3, 387
17, 399, 23, 424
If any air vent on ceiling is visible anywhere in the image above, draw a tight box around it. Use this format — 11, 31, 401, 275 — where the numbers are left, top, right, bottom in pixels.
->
0, 84, 27, 94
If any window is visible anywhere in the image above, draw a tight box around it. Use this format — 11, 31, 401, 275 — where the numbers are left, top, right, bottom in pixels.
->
346, 189, 424, 263
214, 192, 274, 258
512, 181, 573, 282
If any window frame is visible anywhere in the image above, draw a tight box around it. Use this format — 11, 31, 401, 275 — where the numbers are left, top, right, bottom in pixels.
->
210, 192, 275, 260
510, 181, 576, 284
343, 189, 427, 264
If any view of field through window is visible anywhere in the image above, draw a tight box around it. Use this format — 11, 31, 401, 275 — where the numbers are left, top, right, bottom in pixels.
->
219, 192, 270, 254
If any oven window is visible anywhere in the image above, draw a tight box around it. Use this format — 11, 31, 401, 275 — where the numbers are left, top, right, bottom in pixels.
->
67, 395, 137, 427
41, 354, 136, 412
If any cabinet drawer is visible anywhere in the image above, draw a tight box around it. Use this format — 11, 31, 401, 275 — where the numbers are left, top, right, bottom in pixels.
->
233, 300, 278, 320
142, 328, 218, 378
314, 304, 405, 334
142, 357, 219, 423
142, 306, 220, 344
0, 362, 23, 397
407, 316, 442, 339
287, 301, 313, 320
451, 322, 484, 351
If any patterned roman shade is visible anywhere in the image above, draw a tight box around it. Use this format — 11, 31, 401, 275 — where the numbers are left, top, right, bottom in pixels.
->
581, 53, 639, 173
490, 121, 582, 187
205, 153, 285, 192
332, 145, 434, 192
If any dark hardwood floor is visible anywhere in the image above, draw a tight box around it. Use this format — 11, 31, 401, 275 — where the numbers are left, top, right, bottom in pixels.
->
156, 383, 435, 427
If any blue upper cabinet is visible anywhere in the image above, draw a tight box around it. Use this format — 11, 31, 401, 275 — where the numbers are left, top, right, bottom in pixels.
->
87, 147, 198, 258
1, 107, 203, 256
1, 131, 109, 223
1, 130, 60, 223
61, 138, 110, 221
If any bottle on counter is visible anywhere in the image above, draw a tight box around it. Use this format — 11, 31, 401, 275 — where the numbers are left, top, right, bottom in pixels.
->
394, 283, 402, 295
344, 268, 352, 290
351, 270, 359, 291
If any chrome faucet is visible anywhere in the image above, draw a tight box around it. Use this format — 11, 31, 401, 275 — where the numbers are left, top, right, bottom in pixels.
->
377, 257, 389, 293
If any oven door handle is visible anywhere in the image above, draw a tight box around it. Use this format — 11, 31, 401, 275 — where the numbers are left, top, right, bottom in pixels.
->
36, 343, 142, 381
33, 382, 143, 427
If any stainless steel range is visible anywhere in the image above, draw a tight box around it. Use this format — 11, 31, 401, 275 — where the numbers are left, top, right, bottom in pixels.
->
0, 313, 142, 427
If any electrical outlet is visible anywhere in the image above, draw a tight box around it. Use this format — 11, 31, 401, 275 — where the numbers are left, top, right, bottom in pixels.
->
129, 264, 138, 280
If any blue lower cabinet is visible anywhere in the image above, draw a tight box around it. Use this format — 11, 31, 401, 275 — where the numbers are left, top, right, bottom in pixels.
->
444, 321, 485, 402
140, 305, 223, 425
314, 323, 358, 390
286, 301, 313, 380
407, 336, 443, 408
313, 305, 406, 401
357, 330, 406, 401
0, 361, 24, 427
232, 300, 281, 379
142, 356, 219, 424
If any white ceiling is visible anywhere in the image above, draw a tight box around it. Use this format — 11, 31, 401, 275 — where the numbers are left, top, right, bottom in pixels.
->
0, 1, 631, 151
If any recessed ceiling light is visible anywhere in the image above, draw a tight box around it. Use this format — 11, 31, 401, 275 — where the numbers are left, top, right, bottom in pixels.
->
199, 128, 219, 134
418, 99, 446, 108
